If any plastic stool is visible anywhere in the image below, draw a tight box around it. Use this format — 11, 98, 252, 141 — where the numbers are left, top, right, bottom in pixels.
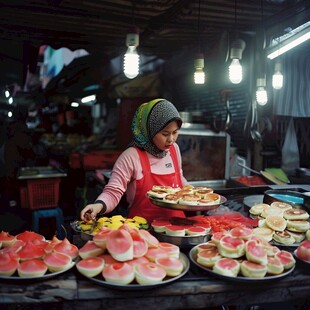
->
32, 207, 65, 239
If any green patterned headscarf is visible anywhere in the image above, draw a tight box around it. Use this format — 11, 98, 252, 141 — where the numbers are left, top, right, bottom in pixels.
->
131, 99, 182, 158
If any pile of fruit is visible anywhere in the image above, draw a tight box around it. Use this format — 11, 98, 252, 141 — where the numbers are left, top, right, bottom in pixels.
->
76, 223, 185, 285
76, 215, 149, 234
0, 230, 78, 278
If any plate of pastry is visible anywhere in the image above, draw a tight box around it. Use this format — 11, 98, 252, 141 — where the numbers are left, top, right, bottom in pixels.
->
189, 241, 295, 283
147, 185, 227, 211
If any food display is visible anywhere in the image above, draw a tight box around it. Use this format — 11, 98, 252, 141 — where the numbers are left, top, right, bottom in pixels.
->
150, 214, 258, 248
294, 240, 310, 264
151, 217, 211, 237
248, 201, 310, 246
147, 185, 227, 211
154, 214, 257, 233
0, 231, 76, 279
72, 215, 149, 235
75, 223, 189, 288
190, 227, 296, 281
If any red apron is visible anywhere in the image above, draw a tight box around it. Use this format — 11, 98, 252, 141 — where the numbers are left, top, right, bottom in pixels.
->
128, 145, 185, 223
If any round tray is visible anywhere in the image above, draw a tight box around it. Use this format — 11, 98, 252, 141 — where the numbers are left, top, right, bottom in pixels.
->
148, 195, 227, 212
243, 195, 264, 211
0, 261, 75, 281
189, 245, 295, 282
79, 252, 190, 290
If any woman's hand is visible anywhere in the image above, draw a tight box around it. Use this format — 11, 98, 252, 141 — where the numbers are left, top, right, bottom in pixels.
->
80, 203, 104, 222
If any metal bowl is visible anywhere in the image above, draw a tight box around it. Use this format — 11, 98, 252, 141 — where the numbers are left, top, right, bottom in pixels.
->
70, 221, 94, 241
153, 231, 210, 248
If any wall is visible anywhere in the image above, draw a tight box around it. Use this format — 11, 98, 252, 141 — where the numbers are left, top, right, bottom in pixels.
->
160, 49, 252, 159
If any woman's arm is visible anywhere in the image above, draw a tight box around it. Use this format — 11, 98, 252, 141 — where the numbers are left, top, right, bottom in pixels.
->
80, 147, 140, 220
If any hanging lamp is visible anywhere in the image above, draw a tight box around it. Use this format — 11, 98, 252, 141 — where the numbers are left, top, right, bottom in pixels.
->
256, 77, 268, 106
194, 53, 205, 84
123, 26, 140, 79
229, 38, 246, 84
228, 0, 245, 84
272, 59, 283, 89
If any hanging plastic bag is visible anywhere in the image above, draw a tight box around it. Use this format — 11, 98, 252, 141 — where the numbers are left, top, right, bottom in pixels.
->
281, 118, 300, 175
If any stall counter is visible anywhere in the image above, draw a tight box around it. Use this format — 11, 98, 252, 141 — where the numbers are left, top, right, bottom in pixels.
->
0, 264, 309, 309
1, 184, 310, 309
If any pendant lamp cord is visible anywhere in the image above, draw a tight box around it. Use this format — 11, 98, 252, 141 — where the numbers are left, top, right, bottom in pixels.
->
198, 0, 201, 52
131, 1, 136, 25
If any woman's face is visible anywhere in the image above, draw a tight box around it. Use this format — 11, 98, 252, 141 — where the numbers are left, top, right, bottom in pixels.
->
152, 120, 180, 152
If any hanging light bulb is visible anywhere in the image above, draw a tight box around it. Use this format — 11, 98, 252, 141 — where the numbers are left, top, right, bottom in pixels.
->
256, 78, 268, 106
229, 59, 242, 84
123, 27, 140, 79
194, 54, 205, 84
4, 89, 10, 98
272, 60, 283, 89
229, 38, 246, 84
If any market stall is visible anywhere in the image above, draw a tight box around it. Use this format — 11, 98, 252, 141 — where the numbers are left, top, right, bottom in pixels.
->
1, 184, 310, 309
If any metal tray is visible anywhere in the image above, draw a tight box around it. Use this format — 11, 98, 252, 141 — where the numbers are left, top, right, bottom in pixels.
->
18, 166, 67, 179
79, 252, 190, 290
0, 261, 75, 281
148, 195, 227, 212
189, 246, 295, 282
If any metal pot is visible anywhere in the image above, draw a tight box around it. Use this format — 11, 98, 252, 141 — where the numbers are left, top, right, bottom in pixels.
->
296, 168, 310, 178
191, 111, 205, 123
179, 112, 192, 123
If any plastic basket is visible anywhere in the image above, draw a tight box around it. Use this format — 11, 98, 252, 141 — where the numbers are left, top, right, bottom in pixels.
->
23, 178, 61, 210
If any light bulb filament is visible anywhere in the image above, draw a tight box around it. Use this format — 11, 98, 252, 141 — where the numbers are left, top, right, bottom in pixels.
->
229, 59, 242, 84
123, 46, 139, 79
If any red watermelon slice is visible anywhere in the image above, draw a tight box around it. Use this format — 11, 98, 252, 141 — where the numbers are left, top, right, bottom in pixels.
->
213, 257, 240, 277
129, 229, 148, 258
79, 240, 105, 259
275, 250, 296, 269
134, 262, 166, 284
17, 258, 47, 277
44, 251, 73, 272
0, 252, 19, 276
102, 262, 135, 284
245, 240, 267, 265
76, 257, 105, 278
106, 229, 134, 261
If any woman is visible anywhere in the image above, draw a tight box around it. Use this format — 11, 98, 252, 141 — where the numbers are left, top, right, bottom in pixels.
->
80, 98, 188, 223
